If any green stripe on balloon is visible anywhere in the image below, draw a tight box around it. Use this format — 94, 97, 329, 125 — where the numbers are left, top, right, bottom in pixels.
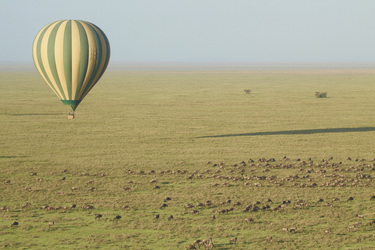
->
47, 22, 66, 100
81, 24, 102, 99
75, 21, 89, 101
93, 24, 110, 87
61, 100, 81, 111
80, 23, 110, 100
63, 20, 72, 100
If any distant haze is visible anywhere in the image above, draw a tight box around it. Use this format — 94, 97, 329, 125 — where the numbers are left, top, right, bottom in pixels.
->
2, 0, 375, 64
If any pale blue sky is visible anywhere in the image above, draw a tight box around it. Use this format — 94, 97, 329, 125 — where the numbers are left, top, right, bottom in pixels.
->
1, 0, 375, 64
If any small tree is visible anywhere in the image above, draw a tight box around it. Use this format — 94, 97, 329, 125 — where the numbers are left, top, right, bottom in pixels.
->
315, 92, 327, 98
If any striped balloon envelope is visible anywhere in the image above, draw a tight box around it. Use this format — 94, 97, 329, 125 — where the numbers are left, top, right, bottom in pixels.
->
32, 20, 110, 111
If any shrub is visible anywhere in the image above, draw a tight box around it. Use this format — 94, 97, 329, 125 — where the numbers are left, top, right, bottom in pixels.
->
315, 92, 327, 98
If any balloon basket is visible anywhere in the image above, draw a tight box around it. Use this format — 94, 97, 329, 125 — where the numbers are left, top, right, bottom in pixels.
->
68, 112, 75, 119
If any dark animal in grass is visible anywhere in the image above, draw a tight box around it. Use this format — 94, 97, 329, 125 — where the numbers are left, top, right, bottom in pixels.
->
266, 236, 273, 242
191, 210, 199, 215
193, 239, 202, 246
219, 209, 228, 214
154, 214, 160, 220
168, 215, 174, 220
164, 197, 171, 202
95, 214, 103, 220
82, 204, 94, 210
114, 215, 121, 221
201, 238, 214, 248
1, 206, 10, 211
262, 205, 270, 210
22, 202, 31, 209
196, 203, 204, 208
229, 237, 237, 244
160, 204, 168, 209
245, 218, 254, 223
185, 203, 194, 209
48, 221, 54, 230
186, 244, 196, 250
11, 221, 19, 226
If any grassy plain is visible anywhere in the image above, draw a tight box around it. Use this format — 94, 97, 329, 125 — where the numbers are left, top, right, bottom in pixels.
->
1, 64, 375, 249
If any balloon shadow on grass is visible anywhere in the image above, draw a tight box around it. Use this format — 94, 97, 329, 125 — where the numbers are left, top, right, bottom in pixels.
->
11, 113, 62, 116
198, 127, 375, 138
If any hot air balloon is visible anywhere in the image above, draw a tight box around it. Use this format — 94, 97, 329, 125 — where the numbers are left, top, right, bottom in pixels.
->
32, 20, 110, 117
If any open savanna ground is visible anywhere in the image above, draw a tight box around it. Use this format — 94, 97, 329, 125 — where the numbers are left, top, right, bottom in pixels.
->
1, 64, 375, 248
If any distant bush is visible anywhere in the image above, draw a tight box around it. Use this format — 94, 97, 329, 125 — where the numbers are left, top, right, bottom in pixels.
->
315, 92, 327, 98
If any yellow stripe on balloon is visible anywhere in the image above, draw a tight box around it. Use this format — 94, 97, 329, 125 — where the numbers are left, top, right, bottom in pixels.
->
32, 21, 61, 99
71, 20, 81, 100
40, 22, 64, 99
54, 20, 69, 99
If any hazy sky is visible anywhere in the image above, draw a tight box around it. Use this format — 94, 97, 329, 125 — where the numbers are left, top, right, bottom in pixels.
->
2, 0, 375, 64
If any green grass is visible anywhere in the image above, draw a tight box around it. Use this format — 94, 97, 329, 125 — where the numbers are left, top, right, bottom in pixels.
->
1, 65, 375, 249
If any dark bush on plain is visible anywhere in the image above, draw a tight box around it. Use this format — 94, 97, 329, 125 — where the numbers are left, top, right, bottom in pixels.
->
315, 92, 327, 98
